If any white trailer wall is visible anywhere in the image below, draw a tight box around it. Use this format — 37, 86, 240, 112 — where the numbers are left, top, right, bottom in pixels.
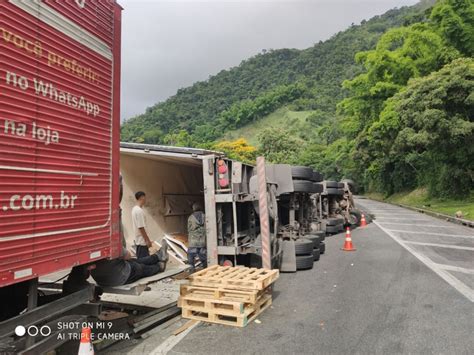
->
120, 152, 204, 248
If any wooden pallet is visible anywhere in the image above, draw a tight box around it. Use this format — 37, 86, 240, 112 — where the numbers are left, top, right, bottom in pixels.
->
180, 284, 262, 304
181, 294, 272, 327
189, 265, 279, 291
178, 296, 247, 316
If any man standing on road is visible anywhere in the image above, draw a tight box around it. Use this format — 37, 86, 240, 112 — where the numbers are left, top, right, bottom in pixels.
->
187, 202, 207, 272
132, 191, 152, 258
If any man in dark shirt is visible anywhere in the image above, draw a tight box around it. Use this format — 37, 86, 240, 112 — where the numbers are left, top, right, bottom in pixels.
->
187, 203, 207, 272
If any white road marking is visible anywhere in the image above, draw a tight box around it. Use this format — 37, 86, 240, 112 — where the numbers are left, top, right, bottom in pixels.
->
386, 229, 474, 239
403, 241, 474, 251
149, 321, 200, 354
374, 221, 474, 302
376, 217, 430, 221
375, 214, 421, 217
377, 222, 457, 228
434, 264, 474, 275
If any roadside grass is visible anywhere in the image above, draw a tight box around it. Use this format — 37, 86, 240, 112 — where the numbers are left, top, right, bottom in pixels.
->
366, 188, 474, 221
222, 107, 316, 146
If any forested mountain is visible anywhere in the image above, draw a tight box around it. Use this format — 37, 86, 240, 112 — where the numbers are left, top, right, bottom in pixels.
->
121, 1, 434, 144
122, 0, 473, 199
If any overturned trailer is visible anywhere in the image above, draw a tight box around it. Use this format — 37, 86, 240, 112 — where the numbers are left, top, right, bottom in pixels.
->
121, 144, 361, 273
120, 143, 265, 267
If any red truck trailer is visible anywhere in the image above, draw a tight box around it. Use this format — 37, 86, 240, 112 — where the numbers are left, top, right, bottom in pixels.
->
0, 0, 122, 346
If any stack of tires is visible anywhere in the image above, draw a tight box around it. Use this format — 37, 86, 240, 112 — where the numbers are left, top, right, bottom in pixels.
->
294, 239, 315, 270
294, 231, 326, 270
291, 166, 323, 193
325, 217, 344, 235
325, 180, 344, 196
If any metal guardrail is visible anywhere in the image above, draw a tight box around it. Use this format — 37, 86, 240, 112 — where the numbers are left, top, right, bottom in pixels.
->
356, 196, 473, 229
392, 203, 474, 229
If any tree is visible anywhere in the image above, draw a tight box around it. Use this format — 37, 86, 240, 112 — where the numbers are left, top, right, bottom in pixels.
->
257, 128, 304, 164
163, 130, 195, 147
339, 23, 457, 136
212, 139, 257, 164
430, 0, 474, 56
367, 58, 474, 197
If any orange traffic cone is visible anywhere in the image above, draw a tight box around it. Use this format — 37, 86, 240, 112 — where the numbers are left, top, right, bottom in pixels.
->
360, 214, 367, 227
342, 227, 356, 251
78, 327, 94, 355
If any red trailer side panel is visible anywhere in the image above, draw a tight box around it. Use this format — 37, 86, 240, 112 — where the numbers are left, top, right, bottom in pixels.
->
0, 0, 122, 287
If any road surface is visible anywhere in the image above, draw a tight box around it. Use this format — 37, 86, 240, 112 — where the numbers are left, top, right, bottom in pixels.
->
107, 198, 474, 354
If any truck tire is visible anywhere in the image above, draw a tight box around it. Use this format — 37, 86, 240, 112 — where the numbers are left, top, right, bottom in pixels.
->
312, 183, 323, 193
311, 171, 323, 182
341, 179, 356, 192
313, 248, 321, 261
305, 235, 321, 249
338, 182, 344, 188
291, 166, 313, 180
319, 241, 326, 254
326, 217, 344, 226
293, 180, 313, 193
326, 188, 344, 196
325, 225, 340, 234
296, 255, 314, 270
325, 181, 339, 188
311, 230, 326, 240
349, 210, 362, 226
294, 239, 314, 255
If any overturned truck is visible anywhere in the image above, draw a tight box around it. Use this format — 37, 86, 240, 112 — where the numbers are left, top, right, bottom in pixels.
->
120, 143, 363, 273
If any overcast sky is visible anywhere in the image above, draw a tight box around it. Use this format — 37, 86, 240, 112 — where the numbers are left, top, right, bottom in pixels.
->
119, 0, 418, 121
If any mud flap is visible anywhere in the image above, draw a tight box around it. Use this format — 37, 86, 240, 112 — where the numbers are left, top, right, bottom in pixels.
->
280, 240, 297, 272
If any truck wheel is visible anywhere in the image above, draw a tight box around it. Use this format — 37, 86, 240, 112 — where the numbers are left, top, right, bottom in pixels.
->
326, 188, 344, 195
293, 180, 313, 193
311, 171, 323, 182
310, 230, 325, 241
312, 183, 323, 193
294, 239, 314, 255
296, 255, 314, 270
291, 166, 313, 180
313, 248, 321, 261
349, 210, 362, 226
341, 179, 356, 192
319, 241, 326, 254
326, 217, 344, 226
325, 181, 339, 188
305, 235, 321, 249
325, 225, 340, 234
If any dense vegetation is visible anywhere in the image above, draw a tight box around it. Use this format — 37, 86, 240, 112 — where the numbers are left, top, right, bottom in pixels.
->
121, 1, 432, 143
302, 0, 473, 198
122, 0, 473, 199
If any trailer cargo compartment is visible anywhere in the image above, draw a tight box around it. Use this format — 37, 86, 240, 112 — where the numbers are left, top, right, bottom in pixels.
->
0, 0, 122, 287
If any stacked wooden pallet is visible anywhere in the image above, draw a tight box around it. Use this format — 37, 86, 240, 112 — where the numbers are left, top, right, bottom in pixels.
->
178, 265, 279, 327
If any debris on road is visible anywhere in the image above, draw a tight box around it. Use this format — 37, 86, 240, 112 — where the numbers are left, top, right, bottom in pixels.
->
172, 320, 200, 336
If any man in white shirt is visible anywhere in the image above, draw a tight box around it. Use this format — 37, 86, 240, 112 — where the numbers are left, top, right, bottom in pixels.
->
132, 191, 152, 258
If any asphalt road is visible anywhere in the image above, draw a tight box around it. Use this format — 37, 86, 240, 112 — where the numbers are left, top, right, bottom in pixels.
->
163, 198, 474, 354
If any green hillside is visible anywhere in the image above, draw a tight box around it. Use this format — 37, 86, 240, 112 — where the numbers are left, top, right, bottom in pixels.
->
121, 0, 473, 200
121, 1, 435, 144
222, 108, 316, 146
